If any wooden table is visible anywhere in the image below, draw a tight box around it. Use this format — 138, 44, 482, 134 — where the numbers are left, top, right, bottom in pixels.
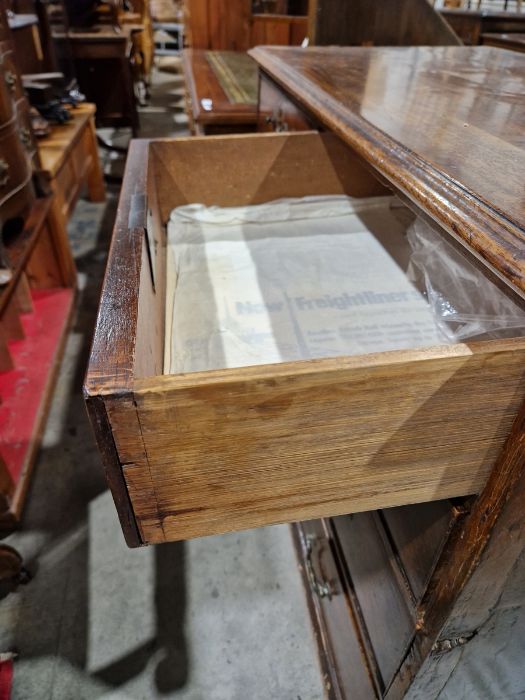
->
482, 31, 525, 51
183, 48, 258, 135
53, 27, 141, 133
38, 103, 105, 255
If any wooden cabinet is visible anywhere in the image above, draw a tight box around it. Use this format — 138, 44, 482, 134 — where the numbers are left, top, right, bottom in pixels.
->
0, 4, 76, 583
249, 45, 525, 699
86, 45, 525, 697
258, 70, 314, 131
38, 102, 105, 235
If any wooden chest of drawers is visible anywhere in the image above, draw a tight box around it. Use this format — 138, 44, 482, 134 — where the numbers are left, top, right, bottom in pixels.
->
0, 4, 76, 560
86, 45, 525, 698
250, 45, 525, 699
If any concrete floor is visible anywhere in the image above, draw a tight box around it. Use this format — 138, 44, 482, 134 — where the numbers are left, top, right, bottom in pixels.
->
0, 61, 324, 699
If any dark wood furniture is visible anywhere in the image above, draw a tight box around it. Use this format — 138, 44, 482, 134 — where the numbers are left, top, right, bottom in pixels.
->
0, 4, 76, 582
441, 7, 525, 43
185, 0, 307, 51
86, 45, 525, 698
38, 102, 105, 230
53, 27, 140, 134
182, 48, 258, 135
482, 29, 525, 48
249, 44, 525, 698
308, 0, 461, 46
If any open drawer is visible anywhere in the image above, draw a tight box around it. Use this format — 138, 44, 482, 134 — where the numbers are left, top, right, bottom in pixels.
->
84, 131, 525, 547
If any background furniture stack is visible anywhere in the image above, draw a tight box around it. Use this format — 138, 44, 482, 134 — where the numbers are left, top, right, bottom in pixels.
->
0, 1, 75, 580
182, 0, 461, 136
184, 0, 308, 51
49, 1, 145, 134
309, 0, 461, 45
0, 2, 105, 583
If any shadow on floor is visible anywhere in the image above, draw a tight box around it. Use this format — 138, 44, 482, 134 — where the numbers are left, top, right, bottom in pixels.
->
94, 544, 188, 693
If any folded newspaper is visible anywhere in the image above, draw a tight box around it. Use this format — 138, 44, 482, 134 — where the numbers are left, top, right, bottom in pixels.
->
165, 196, 446, 373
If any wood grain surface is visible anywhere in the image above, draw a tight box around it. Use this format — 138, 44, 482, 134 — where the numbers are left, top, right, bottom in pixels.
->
249, 46, 525, 298
333, 512, 415, 690
122, 340, 525, 543
38, 103, 96, 178
182, 49, 258, 127
84, 138, 149, 394
482, 31, 525, 52
293, 519, 378, 699
308, 0, 460, 47
387, 401, 525, 699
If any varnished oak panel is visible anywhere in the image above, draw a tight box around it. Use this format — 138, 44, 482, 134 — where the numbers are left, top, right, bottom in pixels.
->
249, 46, 525, 297
121, 341, 525, 543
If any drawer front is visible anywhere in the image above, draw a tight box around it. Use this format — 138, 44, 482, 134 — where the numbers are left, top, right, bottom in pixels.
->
55, 157, 79, 217
121, 339, 525, 545
293, 520, 379, 700
332, 512, 414, 690
258, 72, 315, 132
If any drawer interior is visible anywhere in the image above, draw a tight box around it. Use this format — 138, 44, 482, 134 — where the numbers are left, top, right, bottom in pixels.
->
139, 131, 525, 382
88, 131, 525, 545
135, 130, 392, 380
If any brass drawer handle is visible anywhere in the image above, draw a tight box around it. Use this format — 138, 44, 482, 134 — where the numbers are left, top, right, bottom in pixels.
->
19, 127, 31, 147
0, 158, 10, 186
5, 70, 16, 92
305, 534, 332, 599
264, 107, 289, 133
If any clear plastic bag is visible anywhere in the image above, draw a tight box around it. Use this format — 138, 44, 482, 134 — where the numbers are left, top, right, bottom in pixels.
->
407, 219, 525, 342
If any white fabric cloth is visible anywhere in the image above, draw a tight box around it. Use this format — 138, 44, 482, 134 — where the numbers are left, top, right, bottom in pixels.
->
165, 196, 445, 374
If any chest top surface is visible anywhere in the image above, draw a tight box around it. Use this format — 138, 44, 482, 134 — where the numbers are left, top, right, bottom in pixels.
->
249, 46, 525, 296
